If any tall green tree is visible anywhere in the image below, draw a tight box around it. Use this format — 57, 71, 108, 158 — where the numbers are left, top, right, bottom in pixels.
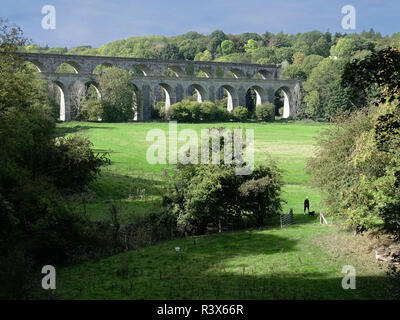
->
207, 30, 227, 56
221, 39, 236, 56
160, 43, 183, 60
330, 38, 357, 59
303, 58, 353, 119
99, 67, 136, 122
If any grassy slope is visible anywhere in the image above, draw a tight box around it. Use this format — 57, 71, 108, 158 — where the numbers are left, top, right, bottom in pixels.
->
54, 121, 390, 299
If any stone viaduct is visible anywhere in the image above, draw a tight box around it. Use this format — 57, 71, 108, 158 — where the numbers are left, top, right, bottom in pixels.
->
17, 52, 301, 121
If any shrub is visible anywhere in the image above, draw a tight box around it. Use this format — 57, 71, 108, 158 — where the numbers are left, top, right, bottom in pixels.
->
80, 99, 103, 121
151, 101, 166, 120
232, 106, 249, 122
165, 161, 283, 235
186, 101, 202, 122
163, 128, 283, 235
199, 101, 217, 121
48, 135, 110, 190
256, 102, 275, 122
308, 104, 400, 236
215, 105, 231, 121
169, 101, 192, 122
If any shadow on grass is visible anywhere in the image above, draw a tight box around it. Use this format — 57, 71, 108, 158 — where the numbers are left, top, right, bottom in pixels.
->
54, 124, 115, 136
89, 171, 165, 200
55, 230, 390, 300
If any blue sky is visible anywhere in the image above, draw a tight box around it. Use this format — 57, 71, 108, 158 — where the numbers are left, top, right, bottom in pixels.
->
1, 0, 399, 48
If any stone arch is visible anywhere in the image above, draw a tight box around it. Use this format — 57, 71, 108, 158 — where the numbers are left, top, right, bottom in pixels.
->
162, 66, 185, 77
217, 84, 238, 112
228, 68, 245, 79
252, 69, 273, 79
190, 84, 207, 102
93, 62, 114, 74
85, 81, 101, 99
56, 61, 82, 73
130, 64, 152, 76
24, 60, 44, 72
245, 85, 265, 113
51, 80, 68, 121
159, 83, 176, 111
197, 67, 213, 78
169, 66, 185, 77
274, 86, 291, 118
131, 83, 142, 121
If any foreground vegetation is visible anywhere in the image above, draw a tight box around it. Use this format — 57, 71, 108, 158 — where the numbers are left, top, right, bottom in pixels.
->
49, 120, 392, 300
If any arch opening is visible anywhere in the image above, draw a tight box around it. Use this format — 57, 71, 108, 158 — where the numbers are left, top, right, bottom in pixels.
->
47, 81, 66, 121
131, 84, 142, 121
162, 66, 185, 77
189, 84, 206, 103
228, 68, 244, 79
130, 64, 151, 77
157, 83, 175, 112
85, 81, 101, 100
252, 69, 272, 79
245, 86, 264, 114
274, 87, 291, 119
93, 62, 114, 74
150, 83, 175, 119
24, 60, 43, 73
196, 67, 213, 78
216, 85, 236, 112
56, 62, 81, 73
224, 70, 237, 79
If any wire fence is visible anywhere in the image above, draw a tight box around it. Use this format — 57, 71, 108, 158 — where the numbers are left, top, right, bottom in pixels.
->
280, 209, 294, 228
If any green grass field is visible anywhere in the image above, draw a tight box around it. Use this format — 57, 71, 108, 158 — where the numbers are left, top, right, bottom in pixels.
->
53, 121, 391, 300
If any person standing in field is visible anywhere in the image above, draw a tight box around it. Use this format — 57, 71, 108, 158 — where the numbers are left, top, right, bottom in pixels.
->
304, 196, 310, 215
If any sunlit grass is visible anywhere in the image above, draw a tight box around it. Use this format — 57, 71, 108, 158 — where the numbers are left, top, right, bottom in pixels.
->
58, 120, 327, 222
54, 120, 390, 300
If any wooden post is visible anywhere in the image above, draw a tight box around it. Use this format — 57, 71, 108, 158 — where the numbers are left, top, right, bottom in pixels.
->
320, 212, 328, 225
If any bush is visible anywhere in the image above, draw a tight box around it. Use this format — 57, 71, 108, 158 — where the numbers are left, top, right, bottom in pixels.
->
232, 106, 249, 122
256, 102, 275, 122
49, 135, 110, 190
215, 105, 231, 121
199, 101, 217, 121
80, 99, 103, 121
186, 101, 202, 122
151, 101, 166, 120
308, 104, 400, 236
169, 100, 192, 122
163, 128, 283, 235
165, 161, 283, 235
